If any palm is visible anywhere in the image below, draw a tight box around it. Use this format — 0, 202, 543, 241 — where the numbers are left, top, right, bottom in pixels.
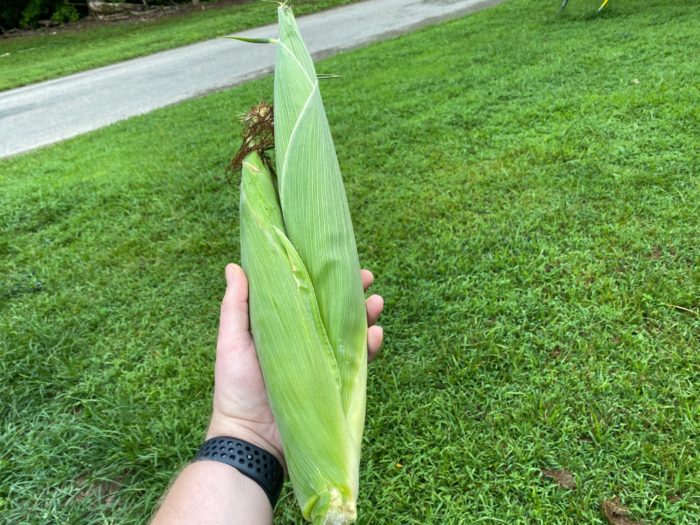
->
213, 336, 282, 455
209, 264, 383, 463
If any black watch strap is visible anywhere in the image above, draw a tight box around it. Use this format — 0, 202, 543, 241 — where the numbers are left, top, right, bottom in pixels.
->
196, 436, 284, 507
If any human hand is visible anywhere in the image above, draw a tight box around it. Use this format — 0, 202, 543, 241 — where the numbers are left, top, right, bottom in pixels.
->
207, 263, 384, 465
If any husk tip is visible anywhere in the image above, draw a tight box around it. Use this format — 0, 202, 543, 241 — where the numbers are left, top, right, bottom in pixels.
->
312, 489, 357, 525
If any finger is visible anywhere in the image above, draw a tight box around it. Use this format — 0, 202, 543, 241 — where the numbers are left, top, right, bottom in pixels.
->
218, 263, 252, 350
366, 294, 384, 326
367, 325, 383, 363
361, 269, 374, 292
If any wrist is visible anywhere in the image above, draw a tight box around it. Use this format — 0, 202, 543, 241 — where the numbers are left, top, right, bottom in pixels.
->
207, 412, 285, 468
195, 436, 284, 509
151, 461, 274, 525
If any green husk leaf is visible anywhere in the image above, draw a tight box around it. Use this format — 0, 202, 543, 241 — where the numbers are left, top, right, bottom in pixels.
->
224, 36, 278, 44
274, 4, 367, 455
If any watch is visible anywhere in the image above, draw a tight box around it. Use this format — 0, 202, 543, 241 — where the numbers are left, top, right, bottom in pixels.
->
196, 436, 284, 507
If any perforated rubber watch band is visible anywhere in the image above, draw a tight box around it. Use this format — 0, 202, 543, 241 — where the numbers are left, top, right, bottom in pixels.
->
196, 436, 284, 507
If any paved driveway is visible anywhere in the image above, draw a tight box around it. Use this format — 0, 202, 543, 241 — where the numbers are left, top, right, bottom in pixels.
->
0, 0, 503, 158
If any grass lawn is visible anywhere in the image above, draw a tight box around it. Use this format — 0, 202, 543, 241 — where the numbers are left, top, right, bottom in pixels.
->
0, 0, 358, 92
1, 0, 699, 523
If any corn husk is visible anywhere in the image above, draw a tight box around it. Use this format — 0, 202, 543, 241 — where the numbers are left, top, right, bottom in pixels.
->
238, 6, 367, 524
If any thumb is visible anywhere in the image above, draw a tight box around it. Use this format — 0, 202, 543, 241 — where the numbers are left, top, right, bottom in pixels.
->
218, 263, 252, 351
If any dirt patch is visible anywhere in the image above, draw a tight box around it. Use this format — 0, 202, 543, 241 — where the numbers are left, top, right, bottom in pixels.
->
601, 497, 644, 525
75, 474, 124, 506
541, 468, 576, 490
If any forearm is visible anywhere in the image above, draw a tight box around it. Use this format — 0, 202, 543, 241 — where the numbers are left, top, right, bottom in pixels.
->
150, 460, 273, 525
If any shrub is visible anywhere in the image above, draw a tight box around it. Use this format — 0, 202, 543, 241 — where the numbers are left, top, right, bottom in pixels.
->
1, 0, 85, 29
50, 3, 79, 24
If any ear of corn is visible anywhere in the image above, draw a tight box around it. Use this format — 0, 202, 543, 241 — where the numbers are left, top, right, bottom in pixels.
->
237, 6, 367, 524
274, 4, 368, 458
240, 151, 357, 523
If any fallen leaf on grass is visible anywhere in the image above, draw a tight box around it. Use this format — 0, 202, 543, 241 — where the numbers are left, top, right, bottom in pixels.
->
601, 497, 644, 525
541, 468, 576, 490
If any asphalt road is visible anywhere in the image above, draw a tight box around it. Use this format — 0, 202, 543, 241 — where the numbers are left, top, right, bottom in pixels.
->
0, 0, 503, 158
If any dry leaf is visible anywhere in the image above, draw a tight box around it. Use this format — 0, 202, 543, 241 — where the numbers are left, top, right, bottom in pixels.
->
541, 468, 576, 490
601, 497, 644, 525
